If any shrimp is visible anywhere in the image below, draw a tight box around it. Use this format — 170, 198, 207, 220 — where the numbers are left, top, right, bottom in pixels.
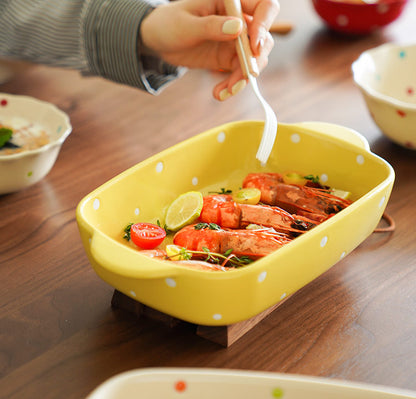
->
137, 248, 167, 259
129, 172, 352, 271
138, 248, 231, 271
173, 224, 292, 259
199, 194, 317, 235
243, 173, 352, 222
171, 260, 231, 272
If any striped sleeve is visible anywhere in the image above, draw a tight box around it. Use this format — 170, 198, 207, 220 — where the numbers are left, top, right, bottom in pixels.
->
0, 0, 184, 93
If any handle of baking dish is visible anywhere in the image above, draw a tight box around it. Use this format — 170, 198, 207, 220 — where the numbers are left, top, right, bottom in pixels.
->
90, 231, 179, 279
297, 121, 370, 151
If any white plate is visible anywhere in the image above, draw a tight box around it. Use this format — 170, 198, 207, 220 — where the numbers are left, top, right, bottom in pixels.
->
86, 368, 416, 399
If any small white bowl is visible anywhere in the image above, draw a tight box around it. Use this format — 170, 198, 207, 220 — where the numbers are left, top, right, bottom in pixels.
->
0, 93, 72, 194
352, 43, 416, 149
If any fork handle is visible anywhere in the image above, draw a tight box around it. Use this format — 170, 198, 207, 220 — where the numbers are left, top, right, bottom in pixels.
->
224, 0, 259, 78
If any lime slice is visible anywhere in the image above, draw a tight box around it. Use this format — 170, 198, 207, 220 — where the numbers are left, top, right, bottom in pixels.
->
165, 191, 203, 231
232, 188, 261, 205
331, 188, 352, 200
282, 172, 307, 186
165, 244, 187, 261
246, 223, 263, 230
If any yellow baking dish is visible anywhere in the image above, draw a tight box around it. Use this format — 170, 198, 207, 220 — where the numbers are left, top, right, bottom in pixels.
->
76, 121, 394, 326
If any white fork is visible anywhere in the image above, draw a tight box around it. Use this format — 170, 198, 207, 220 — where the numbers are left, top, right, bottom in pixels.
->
224, 0, 278, 165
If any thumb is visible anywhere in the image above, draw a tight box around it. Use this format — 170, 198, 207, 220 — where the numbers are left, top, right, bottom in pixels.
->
188, 15, 243, 42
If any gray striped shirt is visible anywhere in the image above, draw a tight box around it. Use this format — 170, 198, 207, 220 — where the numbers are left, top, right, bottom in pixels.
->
0, 0, 184, 93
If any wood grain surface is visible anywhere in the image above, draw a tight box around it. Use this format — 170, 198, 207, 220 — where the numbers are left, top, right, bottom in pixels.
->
1, 1, 416, 398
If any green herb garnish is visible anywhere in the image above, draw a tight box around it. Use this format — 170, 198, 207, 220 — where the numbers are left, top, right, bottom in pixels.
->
0, 127, 13, 148
157, 219, 169, 233
165, 246, 254, 268
209, 188, 232, 195
304, 174, 320, 184
194, 222, 221, 230
123, 223, 133, 241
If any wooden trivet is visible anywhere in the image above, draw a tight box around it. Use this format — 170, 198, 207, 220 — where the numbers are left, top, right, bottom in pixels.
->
111, 290, 289, 347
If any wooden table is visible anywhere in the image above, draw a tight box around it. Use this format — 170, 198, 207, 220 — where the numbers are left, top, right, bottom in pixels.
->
1, 1, 416, 398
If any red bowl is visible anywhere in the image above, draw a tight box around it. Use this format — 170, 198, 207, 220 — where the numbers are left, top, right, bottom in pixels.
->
311, 0, 408, 35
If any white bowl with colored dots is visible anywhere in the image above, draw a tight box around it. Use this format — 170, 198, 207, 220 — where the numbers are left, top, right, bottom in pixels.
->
76, 120, 394, 326
0, 93, 72, 194
86, 368, 416, 399
352, 43, 416, 149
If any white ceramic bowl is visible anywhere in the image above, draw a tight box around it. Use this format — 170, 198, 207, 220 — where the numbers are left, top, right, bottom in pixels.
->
0, 93, 72, 194
352, 43, 416, 149
86, 368, 416, 399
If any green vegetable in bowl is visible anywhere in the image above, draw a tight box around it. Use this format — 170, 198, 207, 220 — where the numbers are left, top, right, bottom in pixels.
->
0, 127, 13, 148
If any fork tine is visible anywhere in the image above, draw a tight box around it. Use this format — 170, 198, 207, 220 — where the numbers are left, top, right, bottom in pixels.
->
249, 75, 278, 164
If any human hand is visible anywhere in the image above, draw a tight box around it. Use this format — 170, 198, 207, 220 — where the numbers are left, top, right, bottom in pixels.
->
140, 0, 280, 100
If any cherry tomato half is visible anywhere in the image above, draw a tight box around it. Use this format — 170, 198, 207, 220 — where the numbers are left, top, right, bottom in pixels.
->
130, 223, 166, 250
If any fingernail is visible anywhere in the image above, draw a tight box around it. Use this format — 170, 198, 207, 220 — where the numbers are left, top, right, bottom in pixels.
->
257, 27, 267, 50
231, 79, 247, 95
219, 88, 231, 101
222, 19, 242, 35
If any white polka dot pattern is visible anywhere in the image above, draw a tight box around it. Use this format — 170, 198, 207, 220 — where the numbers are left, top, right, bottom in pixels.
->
93, 198, 100, 210
290, 133, 300, 143
156, 162, 163, 173
356, 155, 365, 165
379, 196, 386, 208
165, 278, 176, 288
336, 14, 348, 27
217, 131, 226, 143
258, 271, 267, 282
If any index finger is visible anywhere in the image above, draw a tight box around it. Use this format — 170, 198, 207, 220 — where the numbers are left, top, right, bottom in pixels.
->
241, 0, 280, 31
